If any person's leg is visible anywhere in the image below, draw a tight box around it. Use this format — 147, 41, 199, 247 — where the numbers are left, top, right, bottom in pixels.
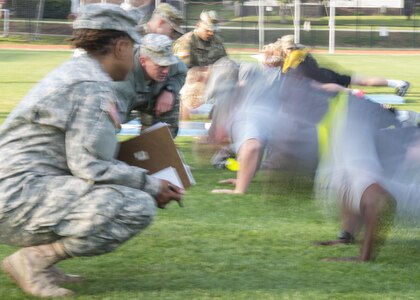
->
1, 181, 156, 297
2, 241, 74, 297
350, 75, 388, 86
351, 75, 410, 96
358, 183, 396, 261
55, 184, 156, 257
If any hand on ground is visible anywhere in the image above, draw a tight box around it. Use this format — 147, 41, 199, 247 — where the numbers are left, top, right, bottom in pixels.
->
211, 189, 243, 195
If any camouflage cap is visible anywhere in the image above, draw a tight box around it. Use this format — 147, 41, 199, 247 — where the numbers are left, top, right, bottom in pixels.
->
153, 3, 184, 34
140, 34, 177, 66
199, 10, 219, 32
73, 3, 142, 44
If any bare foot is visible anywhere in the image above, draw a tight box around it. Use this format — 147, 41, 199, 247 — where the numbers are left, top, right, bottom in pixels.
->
218, 178, 237, 185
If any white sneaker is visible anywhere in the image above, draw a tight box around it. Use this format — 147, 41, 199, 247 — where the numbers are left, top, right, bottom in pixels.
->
396, 81, 410, 97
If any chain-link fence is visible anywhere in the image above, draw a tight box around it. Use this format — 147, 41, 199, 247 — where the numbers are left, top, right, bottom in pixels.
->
0, 0, 419, 48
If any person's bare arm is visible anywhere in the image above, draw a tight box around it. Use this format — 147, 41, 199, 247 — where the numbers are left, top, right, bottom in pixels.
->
212, 139, 262, 195
359, 183, 396, 261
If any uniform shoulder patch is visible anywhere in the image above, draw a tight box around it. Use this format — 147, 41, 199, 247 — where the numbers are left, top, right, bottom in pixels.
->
101, 99, 121, 130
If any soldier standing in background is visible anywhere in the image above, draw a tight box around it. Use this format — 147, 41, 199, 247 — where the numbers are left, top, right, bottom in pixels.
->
173, 10, 227, 68
173, 10, 227, 119
136, 3, 184, 40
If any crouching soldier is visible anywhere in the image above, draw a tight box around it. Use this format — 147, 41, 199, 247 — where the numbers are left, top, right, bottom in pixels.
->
0, 3, 183, 297
114, 33, 187, 137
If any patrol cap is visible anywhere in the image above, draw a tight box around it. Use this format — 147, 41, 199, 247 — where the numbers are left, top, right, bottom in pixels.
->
199, 10, 219, 32
153, 3, 184, 34
73, 3, 142, 44
140, 34, 177, 66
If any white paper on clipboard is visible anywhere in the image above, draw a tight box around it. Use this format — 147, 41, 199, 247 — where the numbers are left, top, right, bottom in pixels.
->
151, 167, 184, 189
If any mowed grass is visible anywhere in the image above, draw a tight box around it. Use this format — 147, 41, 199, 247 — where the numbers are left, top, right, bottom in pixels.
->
0, 50, 72, 122
1, 49, 420, 299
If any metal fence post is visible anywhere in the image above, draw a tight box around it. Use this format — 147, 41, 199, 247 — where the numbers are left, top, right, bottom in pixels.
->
0, 9, 9, 37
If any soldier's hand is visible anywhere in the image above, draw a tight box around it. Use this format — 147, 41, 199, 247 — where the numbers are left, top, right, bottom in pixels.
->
155, 91, 174, 117
155, 179, 184, 209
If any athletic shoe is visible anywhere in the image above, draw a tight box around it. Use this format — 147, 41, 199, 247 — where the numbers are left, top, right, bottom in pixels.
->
396, 81, 410, 97
211, 148, 235, 169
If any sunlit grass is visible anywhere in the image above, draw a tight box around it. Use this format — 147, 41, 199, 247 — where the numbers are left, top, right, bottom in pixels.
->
1, 49, 420, 299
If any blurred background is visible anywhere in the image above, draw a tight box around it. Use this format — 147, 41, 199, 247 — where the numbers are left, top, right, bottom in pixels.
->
0, 0, 419, 49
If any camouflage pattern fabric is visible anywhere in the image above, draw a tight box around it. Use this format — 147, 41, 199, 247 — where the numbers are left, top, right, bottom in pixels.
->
140, 34, 178, 66
199, 10, 219, 32
180, 67, 210, 110
74, 3, 142, 44
173, 30, 227, 68
114, 45, 187, 137
153, 3, 184, 34
137, 22, 149, 36
0, 54, 160, 256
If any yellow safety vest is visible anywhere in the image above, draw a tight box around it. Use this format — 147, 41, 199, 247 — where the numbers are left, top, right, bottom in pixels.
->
282, 49, 309, 74
316, 92, 349, 161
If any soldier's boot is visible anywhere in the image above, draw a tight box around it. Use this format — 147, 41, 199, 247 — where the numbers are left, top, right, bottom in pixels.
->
47, 265, 84, 284
2, 242, 75, 297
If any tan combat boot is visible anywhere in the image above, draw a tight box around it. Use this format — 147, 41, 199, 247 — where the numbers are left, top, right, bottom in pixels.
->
47, 265, 84, 283
2, 242, 75, 297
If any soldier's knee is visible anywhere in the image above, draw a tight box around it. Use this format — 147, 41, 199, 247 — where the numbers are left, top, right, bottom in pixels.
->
57, 188, 157, 256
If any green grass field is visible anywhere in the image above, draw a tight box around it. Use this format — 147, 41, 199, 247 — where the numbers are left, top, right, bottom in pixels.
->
1, 49, 420, 299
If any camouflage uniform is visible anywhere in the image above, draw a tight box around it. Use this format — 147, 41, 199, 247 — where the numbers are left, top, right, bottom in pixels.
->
137, 23, 150, 36
173, 30, 227, 68
114, 35, 187, 137
0, 54, 160, 257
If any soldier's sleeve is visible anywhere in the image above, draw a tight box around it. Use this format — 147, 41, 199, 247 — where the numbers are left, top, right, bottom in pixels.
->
219, 41, 228, 59
213, 36, 228, 61
167, 58, 187, 94
111, 77, 138, 123
173, 35, 192, 68
65, 82, 161, 197
154, 59, 187, 137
